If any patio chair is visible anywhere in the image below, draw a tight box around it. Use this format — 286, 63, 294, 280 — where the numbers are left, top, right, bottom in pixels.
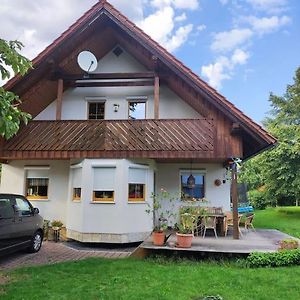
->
224, 212, 243, 237
202, 216, 218, 238
244, 214, 255, 231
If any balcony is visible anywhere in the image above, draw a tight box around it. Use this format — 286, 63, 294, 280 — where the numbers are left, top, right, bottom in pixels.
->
0, 119, 216, 160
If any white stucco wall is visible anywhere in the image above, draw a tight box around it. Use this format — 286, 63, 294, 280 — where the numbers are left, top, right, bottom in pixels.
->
35, 47, 201, 121
78, 159, 154, 235
0, 160, 69, 223
156, 163, 231, 225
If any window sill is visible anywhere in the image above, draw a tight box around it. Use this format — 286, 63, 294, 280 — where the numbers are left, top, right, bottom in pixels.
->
72, 200, 81, 203
90, 201, 115, 204
128, 201, 147, 204
27, 199, 50, 202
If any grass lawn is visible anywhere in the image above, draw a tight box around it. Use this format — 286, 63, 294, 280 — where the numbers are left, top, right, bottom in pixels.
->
254, 207, 300, 238
1, 257, 300, 300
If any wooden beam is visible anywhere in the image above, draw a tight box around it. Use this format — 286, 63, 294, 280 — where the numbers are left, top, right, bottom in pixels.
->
154, 76, 160, 119
56, 79, 63, 120
55, 72, 155, 81
231, 163, 239, 239
69, 80, 154, 87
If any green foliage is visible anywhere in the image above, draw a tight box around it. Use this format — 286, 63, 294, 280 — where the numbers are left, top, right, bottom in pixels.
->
246, 249, 300, 268
248, 189, 270, 209
51, 220, 63, 228
0, 88, 31, 139
146, 189, 179, 232
176, 212, 195, 234
0, 38, 32, 139
239, 67, 300, 206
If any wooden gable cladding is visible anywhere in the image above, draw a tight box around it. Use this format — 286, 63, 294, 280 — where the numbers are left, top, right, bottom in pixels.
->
0, 119, 243, 160
3, 0, 276, 160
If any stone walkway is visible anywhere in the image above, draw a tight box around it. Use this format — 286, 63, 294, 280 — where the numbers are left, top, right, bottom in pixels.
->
0, 241, 132, 271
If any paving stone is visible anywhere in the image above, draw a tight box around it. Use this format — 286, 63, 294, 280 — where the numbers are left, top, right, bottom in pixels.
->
0, 241, 132, 271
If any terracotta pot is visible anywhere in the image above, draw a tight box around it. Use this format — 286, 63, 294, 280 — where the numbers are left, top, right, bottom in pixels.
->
176, 232, 193, 248
152, 231, 165, 246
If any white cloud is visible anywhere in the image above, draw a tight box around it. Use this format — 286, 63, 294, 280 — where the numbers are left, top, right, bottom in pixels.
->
166, 24, 194, 52
197, 24, 206, 31
211, 28, 253, 52
175, 13, 187, 22
201, 49, 250, 89
241, 15, 291, 35
231, 48, 250, 65
246, 0, 288, 14
138, 6, 194, 52
150, 0, 199, 10
219, 0, 229, 4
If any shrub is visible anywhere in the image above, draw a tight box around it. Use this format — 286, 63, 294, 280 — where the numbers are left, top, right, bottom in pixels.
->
248, 189, 269, 210
246, 249, 300, 268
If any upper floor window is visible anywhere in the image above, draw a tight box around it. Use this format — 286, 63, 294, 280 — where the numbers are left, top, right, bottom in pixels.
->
128, 101, 146, 120
88, 102, 105, 120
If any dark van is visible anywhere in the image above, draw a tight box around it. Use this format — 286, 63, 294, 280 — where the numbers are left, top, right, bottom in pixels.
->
0, 194, 43, 256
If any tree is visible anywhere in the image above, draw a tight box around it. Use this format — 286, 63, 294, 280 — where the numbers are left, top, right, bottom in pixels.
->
0, 38, 32, 139
240, 67, 300, 207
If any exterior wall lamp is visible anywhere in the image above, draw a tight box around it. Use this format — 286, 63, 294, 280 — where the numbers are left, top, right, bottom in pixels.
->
113, 104, 120, 112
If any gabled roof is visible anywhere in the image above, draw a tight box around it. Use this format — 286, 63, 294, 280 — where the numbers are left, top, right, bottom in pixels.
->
3, 0, 276, 159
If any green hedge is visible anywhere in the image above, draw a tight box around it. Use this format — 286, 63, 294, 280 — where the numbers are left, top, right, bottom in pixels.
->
246, 249, 300, 268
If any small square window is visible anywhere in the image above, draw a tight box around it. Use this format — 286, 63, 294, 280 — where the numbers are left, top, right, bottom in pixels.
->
26, 178, 49, 200
73, 188, 81, 201
128, 184, 145, 202
128, 101, 146, 120
88, 102, 105, 120
93, 191, 114, 202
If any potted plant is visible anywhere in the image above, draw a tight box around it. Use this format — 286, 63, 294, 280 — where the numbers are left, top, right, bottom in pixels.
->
176, 212, 195, 248
51, 220, 63, 242
146, 189, 177, 246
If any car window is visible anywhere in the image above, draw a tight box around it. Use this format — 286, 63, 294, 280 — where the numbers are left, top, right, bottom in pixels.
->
15, 197, 33, 217
0, 198, 14, 219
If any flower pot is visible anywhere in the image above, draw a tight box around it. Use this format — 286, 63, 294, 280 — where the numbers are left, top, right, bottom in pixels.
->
152, 231, 165, 246
176, 232, 193, 248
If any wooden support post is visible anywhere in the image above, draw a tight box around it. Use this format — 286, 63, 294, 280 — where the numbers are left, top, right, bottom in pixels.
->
56, 79, 63, 120
231, 164, 239, 239
154, 75, 159, 119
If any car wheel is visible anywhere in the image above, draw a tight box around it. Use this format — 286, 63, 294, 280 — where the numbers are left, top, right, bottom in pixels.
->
27, 231, 43, 253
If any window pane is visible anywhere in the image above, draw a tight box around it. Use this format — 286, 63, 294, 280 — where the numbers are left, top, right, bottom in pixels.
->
129, 102, 146, 120
15, 197, 32, 216
73, 188, 81, 201
26, 178, 49, 199
89, 102, 105, 120
93, 191, 114, 202
181, 173, 205, 200
128, 184, 145, 201
0, 198, 14, 219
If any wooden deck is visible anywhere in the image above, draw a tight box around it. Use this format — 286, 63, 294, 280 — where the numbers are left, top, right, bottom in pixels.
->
133, 229, 298, 258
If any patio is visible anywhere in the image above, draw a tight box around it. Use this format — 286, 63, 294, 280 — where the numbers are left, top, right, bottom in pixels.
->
133, 229, 298, 257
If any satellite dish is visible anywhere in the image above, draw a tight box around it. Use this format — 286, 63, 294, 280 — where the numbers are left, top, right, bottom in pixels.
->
77, 51, 98, 73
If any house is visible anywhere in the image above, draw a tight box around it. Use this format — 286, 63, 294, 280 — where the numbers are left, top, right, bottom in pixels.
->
0, 0, 276, 243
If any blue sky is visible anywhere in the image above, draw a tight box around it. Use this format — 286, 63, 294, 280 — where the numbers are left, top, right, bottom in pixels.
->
0, 0, 299, 123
